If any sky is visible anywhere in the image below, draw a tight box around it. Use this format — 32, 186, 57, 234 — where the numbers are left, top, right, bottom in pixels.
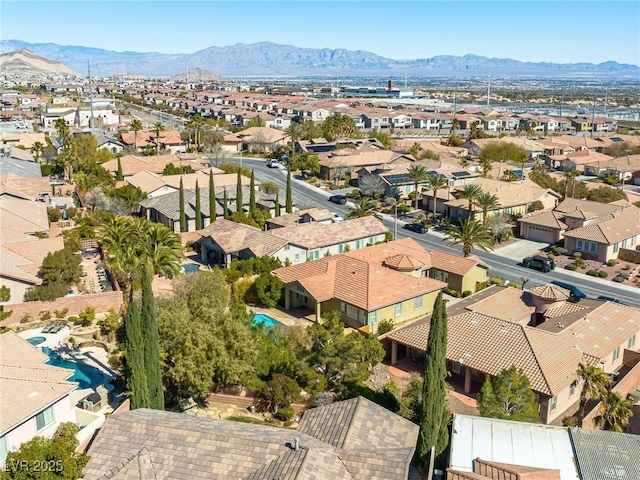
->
2, 1, 639, 65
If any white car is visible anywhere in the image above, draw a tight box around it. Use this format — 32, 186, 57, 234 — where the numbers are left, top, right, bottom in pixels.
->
332, 213, 344, 223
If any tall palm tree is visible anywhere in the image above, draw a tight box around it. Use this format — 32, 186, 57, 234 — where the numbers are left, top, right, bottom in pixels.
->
187, 114, 204, 152
31, 141, 45, 163
444, 218, 494, 257
130, 118, 143, 153
151, 121, 166, 157
458, 184, 483, 219
425, 172, 448, 222
345, 197, 381, 219
576, 363, 611, 427
564, 169, 580, 198
475, 191, 501, 225
594, 391, 634, 432
406, 165, 429, 211
285, 122, 303, 153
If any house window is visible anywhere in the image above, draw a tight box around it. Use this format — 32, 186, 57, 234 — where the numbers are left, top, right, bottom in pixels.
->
613, 242, 620, 253
414, 295, 423, 310
355, 240, 363, 249
340, 302, 346, 314
569, 381, 577, 397
339, 244, 346, 253
452, 362, 461, 374
36, 406, 54, 431
307, 250, 320, 260
395, 303, 402, 317
590, 242, 596, 253
0, 435, 6, 463
613, 347, 620, 362
294, 254, 300, 262
346, 304, 359, 320
629, 335, 636, 349
550, 396, 557, 411
369, 310, 377, 326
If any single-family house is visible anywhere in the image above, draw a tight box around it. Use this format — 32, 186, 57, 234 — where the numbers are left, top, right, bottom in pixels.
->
82, 396, 419, 480
462, 137, 545, 159
120, 131, 186, 154
101, 154, 208, 178
582, 153, 640, 180
0, 332, 78, 464
319, 149, 414, 181
545, 149, 613, 172
382, 284, 640, 424
126, 169, 241, 199
265, 208, 334, 230
222, 127, 289, 153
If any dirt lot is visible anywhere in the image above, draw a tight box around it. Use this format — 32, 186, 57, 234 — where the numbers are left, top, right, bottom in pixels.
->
548, 253, 640, 288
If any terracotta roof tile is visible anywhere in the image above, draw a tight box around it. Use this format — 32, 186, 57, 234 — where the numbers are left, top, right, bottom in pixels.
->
530, 284, 571, 301
430, 250, 488, 277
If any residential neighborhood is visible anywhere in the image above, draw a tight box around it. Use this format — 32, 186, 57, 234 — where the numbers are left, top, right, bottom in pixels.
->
2, 26, 640, 480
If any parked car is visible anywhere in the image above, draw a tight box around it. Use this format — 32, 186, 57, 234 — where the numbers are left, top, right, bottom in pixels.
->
597, 295, 625, 305
522, 255, 555, 273
278, 154, 289, 163
266, 159, 279, 168
332, 213, 344, 223
550, 281, 587, 300
329, 195, 347, 205
403, 223, 428, 234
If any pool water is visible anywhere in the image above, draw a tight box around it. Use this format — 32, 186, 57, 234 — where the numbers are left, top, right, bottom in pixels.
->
41, 347, 105, 390
27, 336, 46, 346
182, 263, 201, 274
251, 313, 283, 328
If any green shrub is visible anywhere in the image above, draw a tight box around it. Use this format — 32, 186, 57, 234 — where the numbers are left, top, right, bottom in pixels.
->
39, 310, 52, 321
565, 264, 578, 271
19, 314, 33, 324
376, 319, 395, 336
67, 315, 79, 323
547, 253, 555, 259
613, 276, 625, 283
488, 276, 505, 286
606, 259, 617, 267
556, 247, 568, 255
622, 264, 631, 270
274, 406, 296, 422
462, 290, 473, 298
573, 252, 582, 259
573, 258, 585, 267
598, 271, 608, 278
586, 269, 599, 277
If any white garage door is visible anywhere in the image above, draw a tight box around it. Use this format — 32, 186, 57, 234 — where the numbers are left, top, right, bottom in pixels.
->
526, 225, 556, 244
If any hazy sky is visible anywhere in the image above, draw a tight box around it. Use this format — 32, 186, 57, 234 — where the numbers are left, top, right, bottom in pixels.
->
3, 1, 639, 65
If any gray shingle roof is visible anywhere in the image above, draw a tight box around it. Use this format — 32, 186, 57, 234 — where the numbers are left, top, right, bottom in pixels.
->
570, 427, 640, 480
84, 397, 419, 480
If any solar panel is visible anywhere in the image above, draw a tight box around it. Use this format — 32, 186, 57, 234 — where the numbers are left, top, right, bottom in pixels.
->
452, 171, 471, 177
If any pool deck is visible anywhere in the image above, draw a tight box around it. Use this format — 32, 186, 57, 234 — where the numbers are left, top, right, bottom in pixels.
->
249, 306, 315, 329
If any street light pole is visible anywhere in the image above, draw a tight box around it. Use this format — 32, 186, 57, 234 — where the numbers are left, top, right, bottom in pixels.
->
394, 203, 398, 240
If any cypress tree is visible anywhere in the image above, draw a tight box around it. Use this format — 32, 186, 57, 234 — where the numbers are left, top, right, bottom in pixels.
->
275, 191, 281, 217
125, 299, 149, 409
116, 157, 124, 181
141, 264, 164, 410
417, 291, 449, 472
286, 166, 293, 213
249, 169, 256, 214
223, 188, 229, 219
209, 170, 216, 223
236, 169, 243, 213
195, 179, 202, 230
178, 177, 186, 232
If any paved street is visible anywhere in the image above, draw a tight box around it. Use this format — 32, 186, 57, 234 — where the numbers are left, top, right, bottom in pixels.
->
232, 157, 640, 309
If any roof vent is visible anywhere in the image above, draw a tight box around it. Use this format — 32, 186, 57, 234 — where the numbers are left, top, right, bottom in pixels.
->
293, 437, 300, 451
556, 322, 565, 328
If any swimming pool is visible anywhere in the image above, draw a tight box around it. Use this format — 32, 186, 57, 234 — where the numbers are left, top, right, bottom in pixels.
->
251, 313, 284, 328
182, 263, 201, 274
41, 347, 106, 390
27, 336, 46, 347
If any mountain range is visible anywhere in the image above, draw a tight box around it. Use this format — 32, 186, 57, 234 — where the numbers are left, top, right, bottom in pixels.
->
1, 39, 638, 77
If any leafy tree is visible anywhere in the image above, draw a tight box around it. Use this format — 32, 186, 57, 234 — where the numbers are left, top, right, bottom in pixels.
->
151, 121, 165, 157
425, 173, 448, 221
260, 180, 279, 194
141, 264, 164, 410
179, 177, 186, 232
258, 373, 301, 413
586, 186, 628, 203
163, 163, 195, 175
245, 115, 266, 128
236, 169, 243, 213
249, 170, 256, 214
417, 291, 449, 470
286, 166, 293, 214
406, 165, 429, 210
194, 179, 202, 230
444, 218, 495, 256
1, 423, 88, 480
208, 170, 216, 223
576, 362, 611, 427
603, 141, 640, 158
345, 197, 380, 219
594, 391, 634, 432
0, 285, 10, 302
529, 200, 545, 212
529, 167, 558, 190
24, 282, 68, 301
254, 273, 283, 308
358, 173, 386, 197
400, 373, 424, 423
447, 134, 464, 147
40, 248, 82, 286
477, 365, 539, 422
322, 113, 356, 141
125, 298, 150, 408
458, 184, 483, 218
289, 152, 320, 178
475, 191, 500, 225
479, 141, 528, 164
107, 185, 147, 212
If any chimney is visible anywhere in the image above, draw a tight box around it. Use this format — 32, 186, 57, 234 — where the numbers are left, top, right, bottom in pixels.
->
294, 437, 300, 451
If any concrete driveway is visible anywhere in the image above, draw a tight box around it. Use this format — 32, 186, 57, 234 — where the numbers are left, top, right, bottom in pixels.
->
491, 239, 549, 262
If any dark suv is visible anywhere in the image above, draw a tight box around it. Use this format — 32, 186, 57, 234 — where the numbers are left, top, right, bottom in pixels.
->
522, 255, 555, 273
403, 223, 428, 234
329, 195, 347, 205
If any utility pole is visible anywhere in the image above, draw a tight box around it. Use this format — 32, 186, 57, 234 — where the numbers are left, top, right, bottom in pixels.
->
559, 87, 564, 117
87, 61, 95, 129
486, 74, 491, 108
603, 87, 608, 117
591, 98, 596, 138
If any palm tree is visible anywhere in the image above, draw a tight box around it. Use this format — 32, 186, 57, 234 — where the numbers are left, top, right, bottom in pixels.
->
406, 165, 429, 210
285, 122, 303, 153
475, 191, 501, 225
425, 172, 448, 222
594, 391, 634, 432
576, 363, 611, 427
151, 121, 166, 157
458, 184, 483, 219
345, 197, 381, 219
31, 141, 45, 163
130, 118, 143, 153
564, 169, 580, 198
187, 114, 204, 152
444, 218, 494, 257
